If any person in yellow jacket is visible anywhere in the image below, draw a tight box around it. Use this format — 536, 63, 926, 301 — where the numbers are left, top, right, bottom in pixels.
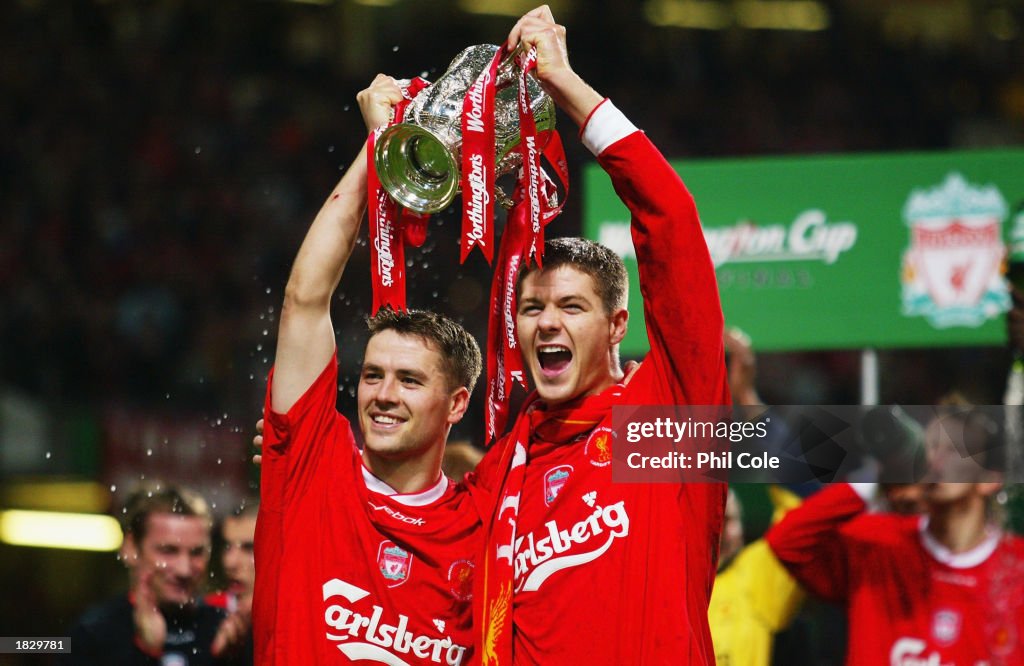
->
709, 328, 806, 666
709, 485, 805, 666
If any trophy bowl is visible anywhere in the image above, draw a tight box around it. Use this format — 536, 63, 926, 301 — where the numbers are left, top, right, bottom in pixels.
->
374, 44, 555, 214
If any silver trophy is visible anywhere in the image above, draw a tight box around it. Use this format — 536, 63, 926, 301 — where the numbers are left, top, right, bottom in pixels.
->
374, 44, 556, 214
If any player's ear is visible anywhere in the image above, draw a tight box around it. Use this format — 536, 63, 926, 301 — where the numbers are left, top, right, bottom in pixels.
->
977, 477, 1003, 498
448, 386, 471, 425
609, 307, 628, 346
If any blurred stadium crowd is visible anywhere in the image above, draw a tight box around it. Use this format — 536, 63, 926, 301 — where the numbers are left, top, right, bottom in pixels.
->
1, 0, 1023, 661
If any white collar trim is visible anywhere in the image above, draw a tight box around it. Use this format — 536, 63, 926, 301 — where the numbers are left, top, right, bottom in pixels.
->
361, 466, 448, 506
918, 516, 1001, 568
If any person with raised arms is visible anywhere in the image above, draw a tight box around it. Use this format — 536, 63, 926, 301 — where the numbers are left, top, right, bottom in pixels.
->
464, 6, 731, 664
252, 75, 483, 665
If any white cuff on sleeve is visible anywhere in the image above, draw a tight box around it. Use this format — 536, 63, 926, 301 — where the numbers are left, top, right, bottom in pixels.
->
580, 101, 638, 156
849, 482, 878, 506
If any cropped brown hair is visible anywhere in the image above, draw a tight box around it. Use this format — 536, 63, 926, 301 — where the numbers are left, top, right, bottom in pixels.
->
121, 481, 212, 543
516, 237, 628, 314
366, 308, 482, 393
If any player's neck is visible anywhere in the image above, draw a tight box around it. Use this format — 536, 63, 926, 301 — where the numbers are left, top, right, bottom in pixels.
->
363, 450, 444, 495
926, 498, 990, 553
542, 359, 624, 409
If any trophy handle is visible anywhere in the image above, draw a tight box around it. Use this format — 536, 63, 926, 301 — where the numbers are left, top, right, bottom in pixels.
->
495, 43, 527, 90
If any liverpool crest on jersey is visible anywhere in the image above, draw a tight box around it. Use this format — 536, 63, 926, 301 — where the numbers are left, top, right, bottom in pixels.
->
544, 465, 573, 506
584, 427, 614, 467
378, 540, 412, 588
931, 608, 961, 646
900, 172, 1009, 328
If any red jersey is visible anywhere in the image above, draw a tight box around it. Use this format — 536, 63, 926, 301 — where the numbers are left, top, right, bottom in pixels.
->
254, 356, 480, 666
471, 102, 730, 665
766, 482, 1024, 666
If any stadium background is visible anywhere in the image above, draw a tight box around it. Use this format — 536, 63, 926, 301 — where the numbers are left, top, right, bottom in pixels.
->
1, 0, 1022, 662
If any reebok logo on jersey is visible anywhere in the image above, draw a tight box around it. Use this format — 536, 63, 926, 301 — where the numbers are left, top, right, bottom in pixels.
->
323, 578, 468, 666
889, 638, 954, 666
513, 500, 630, 592
367, 501, 427, 526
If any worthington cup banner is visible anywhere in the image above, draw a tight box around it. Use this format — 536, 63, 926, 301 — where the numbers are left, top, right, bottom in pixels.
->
583, 148, 1024, 353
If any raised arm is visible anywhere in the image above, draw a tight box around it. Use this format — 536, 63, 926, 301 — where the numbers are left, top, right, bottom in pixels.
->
764, 482, 873, 603
605, 126, 727, 405
509, 7, 727, 406
271, 76, 402, 413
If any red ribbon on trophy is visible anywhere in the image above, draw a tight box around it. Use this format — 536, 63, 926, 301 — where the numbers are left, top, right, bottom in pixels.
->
366, 77, 431, 314
479, 46, 570, 443
460, 47, 502, 263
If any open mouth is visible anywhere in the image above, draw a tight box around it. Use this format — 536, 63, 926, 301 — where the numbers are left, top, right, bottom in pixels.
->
537, 345, 572, 377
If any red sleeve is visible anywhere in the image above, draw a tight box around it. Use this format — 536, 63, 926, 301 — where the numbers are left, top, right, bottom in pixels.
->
254, 352, 355, 664
260, 352, 353, 510
764, 482, 868, 603
598, 132, 730, 407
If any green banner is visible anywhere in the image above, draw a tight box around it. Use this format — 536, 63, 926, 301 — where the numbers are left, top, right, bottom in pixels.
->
583, 148, 1024, 353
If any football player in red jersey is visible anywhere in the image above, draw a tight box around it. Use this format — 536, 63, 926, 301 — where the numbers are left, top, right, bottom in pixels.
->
468, 6, 731, 664
252, 77, 483, 666
767, 403, 1024, 665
